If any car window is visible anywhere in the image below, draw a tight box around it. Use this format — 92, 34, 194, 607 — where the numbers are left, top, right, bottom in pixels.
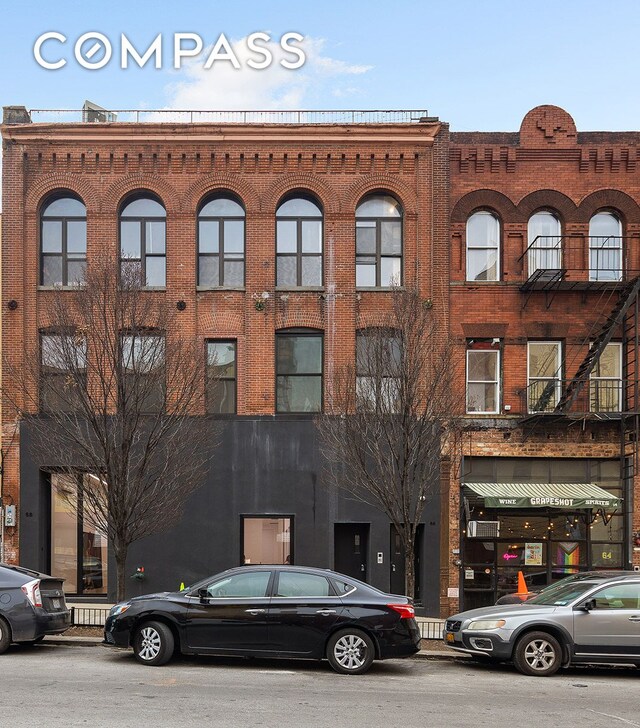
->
276, 572, 331, 598
332, 578, 356, 595
528, 581, 597, 606
206, 571, 271, 598
590, 583, 640, 610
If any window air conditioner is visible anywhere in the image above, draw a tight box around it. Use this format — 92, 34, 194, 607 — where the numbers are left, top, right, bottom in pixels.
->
467, 520, 500, 538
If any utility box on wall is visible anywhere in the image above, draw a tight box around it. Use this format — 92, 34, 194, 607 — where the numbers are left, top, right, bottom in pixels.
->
4, 505, 16, 527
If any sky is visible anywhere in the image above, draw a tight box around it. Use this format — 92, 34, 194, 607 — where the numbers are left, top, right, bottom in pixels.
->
1, 0, 640, 133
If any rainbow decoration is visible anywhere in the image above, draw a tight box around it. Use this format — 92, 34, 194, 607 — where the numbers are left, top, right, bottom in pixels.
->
556, 542, 580, 567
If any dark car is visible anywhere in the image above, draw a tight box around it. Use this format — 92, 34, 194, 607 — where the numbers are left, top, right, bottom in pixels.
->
104, 565, 420, 674
0, 562, 71, 653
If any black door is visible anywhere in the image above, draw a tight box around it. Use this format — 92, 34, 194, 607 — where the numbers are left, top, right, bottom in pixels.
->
268, 570, 344, 657
390, 525, 424, 597
334, 524, 369, 581
185, 570, 273, 653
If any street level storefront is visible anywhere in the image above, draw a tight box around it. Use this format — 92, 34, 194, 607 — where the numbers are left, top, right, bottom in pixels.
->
460, 457, 626, 609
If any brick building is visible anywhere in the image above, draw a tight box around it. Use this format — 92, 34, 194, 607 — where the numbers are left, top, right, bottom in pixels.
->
0, 107, 449, 614
446, 105, 640, 614
2, 104, 639, 616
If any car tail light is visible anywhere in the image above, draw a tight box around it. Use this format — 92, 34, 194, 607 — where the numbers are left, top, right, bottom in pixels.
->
21, 579, 42, 608
387, 603, 415, 619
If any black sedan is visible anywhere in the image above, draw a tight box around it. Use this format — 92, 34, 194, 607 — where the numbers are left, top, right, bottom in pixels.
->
103, 565, 420, 674
0, 562, 71, 652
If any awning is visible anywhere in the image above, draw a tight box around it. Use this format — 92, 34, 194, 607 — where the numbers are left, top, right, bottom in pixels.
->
465, 482, 622, 511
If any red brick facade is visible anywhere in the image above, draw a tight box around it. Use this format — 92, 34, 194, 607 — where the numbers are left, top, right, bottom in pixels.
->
2, 105, 639, 614
444, 105, 640, 615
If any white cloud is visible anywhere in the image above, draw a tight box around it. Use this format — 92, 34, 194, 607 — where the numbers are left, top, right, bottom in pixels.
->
161, 36, 373, 111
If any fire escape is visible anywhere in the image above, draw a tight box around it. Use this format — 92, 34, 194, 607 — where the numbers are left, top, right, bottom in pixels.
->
518, 234, 639, 543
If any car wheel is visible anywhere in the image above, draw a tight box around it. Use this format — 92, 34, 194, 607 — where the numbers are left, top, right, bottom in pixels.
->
0, 617, 12, 655
326, 629, 375, 675
133, 621, 174, 666
513, 631, 562, 677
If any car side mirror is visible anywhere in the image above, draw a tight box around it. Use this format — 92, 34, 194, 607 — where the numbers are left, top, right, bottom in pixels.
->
198, 588, 209, 602
577, 598, 595, 612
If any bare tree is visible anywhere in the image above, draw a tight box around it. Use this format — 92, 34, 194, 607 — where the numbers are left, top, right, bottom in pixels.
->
7, 257, 217, 600
316, 288, 462, 599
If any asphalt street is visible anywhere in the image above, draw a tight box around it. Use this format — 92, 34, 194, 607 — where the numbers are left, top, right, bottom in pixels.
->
1, 644, 639, 728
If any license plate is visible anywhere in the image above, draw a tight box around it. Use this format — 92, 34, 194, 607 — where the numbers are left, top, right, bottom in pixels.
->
52, 599, 61, 609
446, 632, 455, 643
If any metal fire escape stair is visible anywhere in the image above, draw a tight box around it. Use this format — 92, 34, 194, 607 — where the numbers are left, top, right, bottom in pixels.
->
555, 275, 640, 413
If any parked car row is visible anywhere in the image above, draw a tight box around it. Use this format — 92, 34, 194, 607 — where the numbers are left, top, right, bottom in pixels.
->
4, 559, 640, 678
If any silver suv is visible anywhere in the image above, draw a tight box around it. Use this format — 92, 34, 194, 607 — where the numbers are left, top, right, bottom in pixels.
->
444, 574, 640, 676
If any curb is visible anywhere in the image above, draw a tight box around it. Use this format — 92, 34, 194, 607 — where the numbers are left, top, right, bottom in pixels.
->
42, 638, 472, 661
413, 649, 471, 661
44, 636, 103, 647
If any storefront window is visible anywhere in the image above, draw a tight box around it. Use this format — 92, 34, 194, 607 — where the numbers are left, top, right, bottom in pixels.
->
591, 543, 623, 568
50, 473, 108, 595
243, 517, 292, 565
462, 457, 626, 609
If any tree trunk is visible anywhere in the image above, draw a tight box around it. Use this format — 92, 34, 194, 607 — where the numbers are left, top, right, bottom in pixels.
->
115, 545, 128, 602
404, 544, 415, 600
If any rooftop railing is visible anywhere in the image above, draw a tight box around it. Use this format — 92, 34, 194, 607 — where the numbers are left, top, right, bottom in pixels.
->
12, 109, 432, 125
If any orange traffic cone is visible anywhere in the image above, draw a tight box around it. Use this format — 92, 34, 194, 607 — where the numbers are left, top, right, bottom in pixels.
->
516, 571, 528, 595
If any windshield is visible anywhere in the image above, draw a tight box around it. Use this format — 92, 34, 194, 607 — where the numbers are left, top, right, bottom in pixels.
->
528, 581, 597, 606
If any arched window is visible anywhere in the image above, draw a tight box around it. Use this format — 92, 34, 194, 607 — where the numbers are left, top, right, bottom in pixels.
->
356, 194, 402, 287
466, 211, 500, 281
119, 195, 166, 287
40, 195, 87, 286
276, 196, 323, 287
198, 195, 245, 287
589, 211, 622, 281
527, 211, 561, 273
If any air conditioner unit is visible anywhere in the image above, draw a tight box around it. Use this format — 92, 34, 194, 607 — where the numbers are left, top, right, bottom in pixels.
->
467, 520, 500, 538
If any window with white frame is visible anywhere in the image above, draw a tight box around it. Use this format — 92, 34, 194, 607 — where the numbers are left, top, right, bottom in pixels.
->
466, 211, 500, 282
590, 342, 622, 412
527, 211, 562, 273
466, 343, 500, 414
527, 342, 562, 413
589, 212, 622, 281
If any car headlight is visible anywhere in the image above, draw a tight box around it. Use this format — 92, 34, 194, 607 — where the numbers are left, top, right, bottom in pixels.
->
109, 603, 131, 617
467, 619, 506, 631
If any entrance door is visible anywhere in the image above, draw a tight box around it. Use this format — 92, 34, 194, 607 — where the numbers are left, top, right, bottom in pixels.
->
334, 524, 369, 580
390, 525, 424, 597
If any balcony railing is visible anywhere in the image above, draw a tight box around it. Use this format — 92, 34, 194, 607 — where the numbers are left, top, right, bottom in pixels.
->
15, 109, 432, 125
520, 378, 638, 418
519, 235, 633, 292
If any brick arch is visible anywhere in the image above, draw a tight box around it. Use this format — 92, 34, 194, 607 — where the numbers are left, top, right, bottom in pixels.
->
101, 174, 179, 214
25, 174, 99, 213
451, 189, 520, 224
355, 310, 394, 329
199, 309, 244, 334
182, 175, 260, 215
577, 189, 640, 226
343, 175, 417, 215
263, 174, 338, 215
517, 190, 578, 225
275, 310, 325, 330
